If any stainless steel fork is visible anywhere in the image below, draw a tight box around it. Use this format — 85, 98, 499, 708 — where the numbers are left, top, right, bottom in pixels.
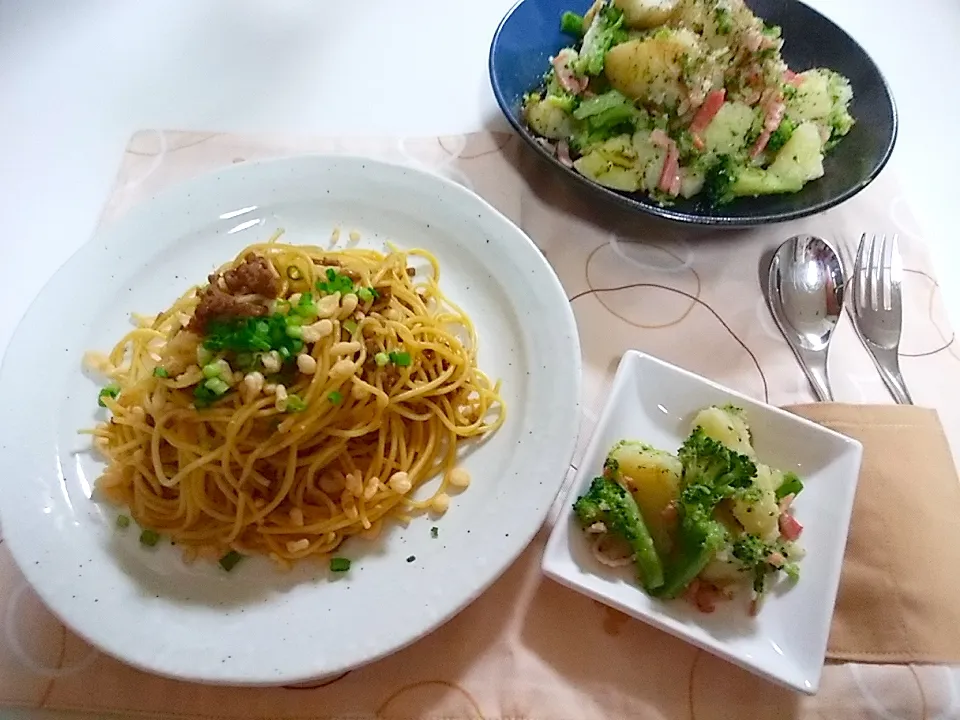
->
848, 233, 914, 404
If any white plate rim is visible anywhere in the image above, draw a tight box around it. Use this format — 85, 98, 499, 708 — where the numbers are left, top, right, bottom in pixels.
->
0, 154, 582, 685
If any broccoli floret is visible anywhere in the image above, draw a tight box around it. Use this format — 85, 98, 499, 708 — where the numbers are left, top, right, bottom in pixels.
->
775, 471, 804, 500
731, 533, 768, 566
653, 429, 757, 598
677, 427, 757, 510
575, 2, 628, 76
704, 154, 740, 206
714, 6, 733, 34
573, 476, 665, 590
560, 10, 585, 36
766, 115, 796, 155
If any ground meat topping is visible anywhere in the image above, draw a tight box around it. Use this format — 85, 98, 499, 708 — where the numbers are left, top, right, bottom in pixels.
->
222, 253, 280, 297
187, 253, 277, 334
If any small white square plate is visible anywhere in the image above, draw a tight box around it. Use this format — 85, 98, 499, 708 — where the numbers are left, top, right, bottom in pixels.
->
542, 351, 863, 694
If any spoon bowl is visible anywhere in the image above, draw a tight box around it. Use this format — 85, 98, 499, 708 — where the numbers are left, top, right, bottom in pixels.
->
766, 235, 846, 401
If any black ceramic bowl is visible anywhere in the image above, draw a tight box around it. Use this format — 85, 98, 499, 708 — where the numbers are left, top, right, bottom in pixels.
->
489, 0, 898, 227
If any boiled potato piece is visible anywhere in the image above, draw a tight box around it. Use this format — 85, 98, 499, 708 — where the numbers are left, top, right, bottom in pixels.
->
604, 29, 704, 108
631, 129, 668, 191
768, 121, 825, 184
614, 0, 678, 29
574, 135, 644, 191
731, 463, 780, 541
690, 405, 754, 457
606, 440, 681, 553
524, 98, 574, 140
701, 101, 757, 157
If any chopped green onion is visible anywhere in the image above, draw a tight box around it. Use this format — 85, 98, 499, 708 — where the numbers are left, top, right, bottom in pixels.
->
202, 363, 221, 379
776, 472, 804, 500
278, 345, 292, 360
293, 292, 318, 319
560, 10, 584, 35
286, 325, 304, 339
153, 367, 169, 378
286, 265, 303, 281
343, 320, 358, 334
219, 550, 243, 571
116, 514, 131, 529
203, 377, 231, 396
98, 384, 121, 407
286, 315, 305, 327
139, 529, 160, 547
357, 287, 374, 303
286, 394, 308, 412
430, 526, 438, 539
197, 346, 213, 366
374, 352, 390, 367
389, 351, 412, 367
330, 557, 351, 572
328, 391, 343, 405
316, 268, 355, 296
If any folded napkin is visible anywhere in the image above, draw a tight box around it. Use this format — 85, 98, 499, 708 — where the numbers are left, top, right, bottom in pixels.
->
787, 403, 960, 664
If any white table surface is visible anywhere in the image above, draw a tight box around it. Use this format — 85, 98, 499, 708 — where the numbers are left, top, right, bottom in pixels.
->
0, 1, 957, 717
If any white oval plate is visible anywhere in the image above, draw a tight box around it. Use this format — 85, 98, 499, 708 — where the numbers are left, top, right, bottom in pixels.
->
0, 156, 581, 685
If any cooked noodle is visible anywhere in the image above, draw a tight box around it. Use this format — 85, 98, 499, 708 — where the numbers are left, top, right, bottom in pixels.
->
85, 233, 505, 567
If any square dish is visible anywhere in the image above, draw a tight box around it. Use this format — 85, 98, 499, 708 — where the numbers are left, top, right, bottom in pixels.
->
542, 351, 862, 694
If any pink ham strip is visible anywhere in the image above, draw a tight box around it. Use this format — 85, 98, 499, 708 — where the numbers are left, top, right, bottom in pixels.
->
651, 129, 682, 196
784, 69, 804, 87
750, 93, 786, 158
689, 89, 726, 149
552, 49, 588, 95
556, 139, 574, 168
779, 512, 803, 541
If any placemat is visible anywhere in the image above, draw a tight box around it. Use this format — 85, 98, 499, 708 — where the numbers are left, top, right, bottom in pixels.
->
1, 130, 957, 719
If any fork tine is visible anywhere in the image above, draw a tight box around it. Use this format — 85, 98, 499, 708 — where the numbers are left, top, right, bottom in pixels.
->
880, 233, 893, 311
853, 232, 868, 315
868, 233, 882, 311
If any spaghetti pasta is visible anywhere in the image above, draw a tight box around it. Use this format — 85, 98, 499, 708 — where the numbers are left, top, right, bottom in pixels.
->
85, 233, 505, 568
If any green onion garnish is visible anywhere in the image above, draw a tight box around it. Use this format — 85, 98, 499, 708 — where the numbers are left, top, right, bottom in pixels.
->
330, 557, 351, 572
374, 352, 389, 367
316, 268, 355, 296
343, 320, 358, 334
286, 325, 304, 339
219, 550, 243, 571
389, 351, 412, 367
201, 362, 221, 379
204, 377, 231, 395
357, 287, 378, 303
328, 391, 343, 404
286, 394, 308, 412
139, 529, 160, 547
153, 367, 169, 378
116, 514, 131, 529
98, 384, 121, 407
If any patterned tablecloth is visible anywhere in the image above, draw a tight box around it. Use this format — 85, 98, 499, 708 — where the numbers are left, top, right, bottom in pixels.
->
1, 130, 958, 719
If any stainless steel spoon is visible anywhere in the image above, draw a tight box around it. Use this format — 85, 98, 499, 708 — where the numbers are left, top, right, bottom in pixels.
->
765, 235, 846, 401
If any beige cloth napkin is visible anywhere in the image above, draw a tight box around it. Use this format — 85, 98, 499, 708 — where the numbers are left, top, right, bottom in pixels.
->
1, 130, 959, 719
788, 404, 960, 664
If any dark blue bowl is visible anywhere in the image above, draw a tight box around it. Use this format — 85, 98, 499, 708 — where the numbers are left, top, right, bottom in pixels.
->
489, 0, 898, 227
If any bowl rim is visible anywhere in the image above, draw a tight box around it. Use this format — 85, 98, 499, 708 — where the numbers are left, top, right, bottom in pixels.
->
488, 0, 899, 228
